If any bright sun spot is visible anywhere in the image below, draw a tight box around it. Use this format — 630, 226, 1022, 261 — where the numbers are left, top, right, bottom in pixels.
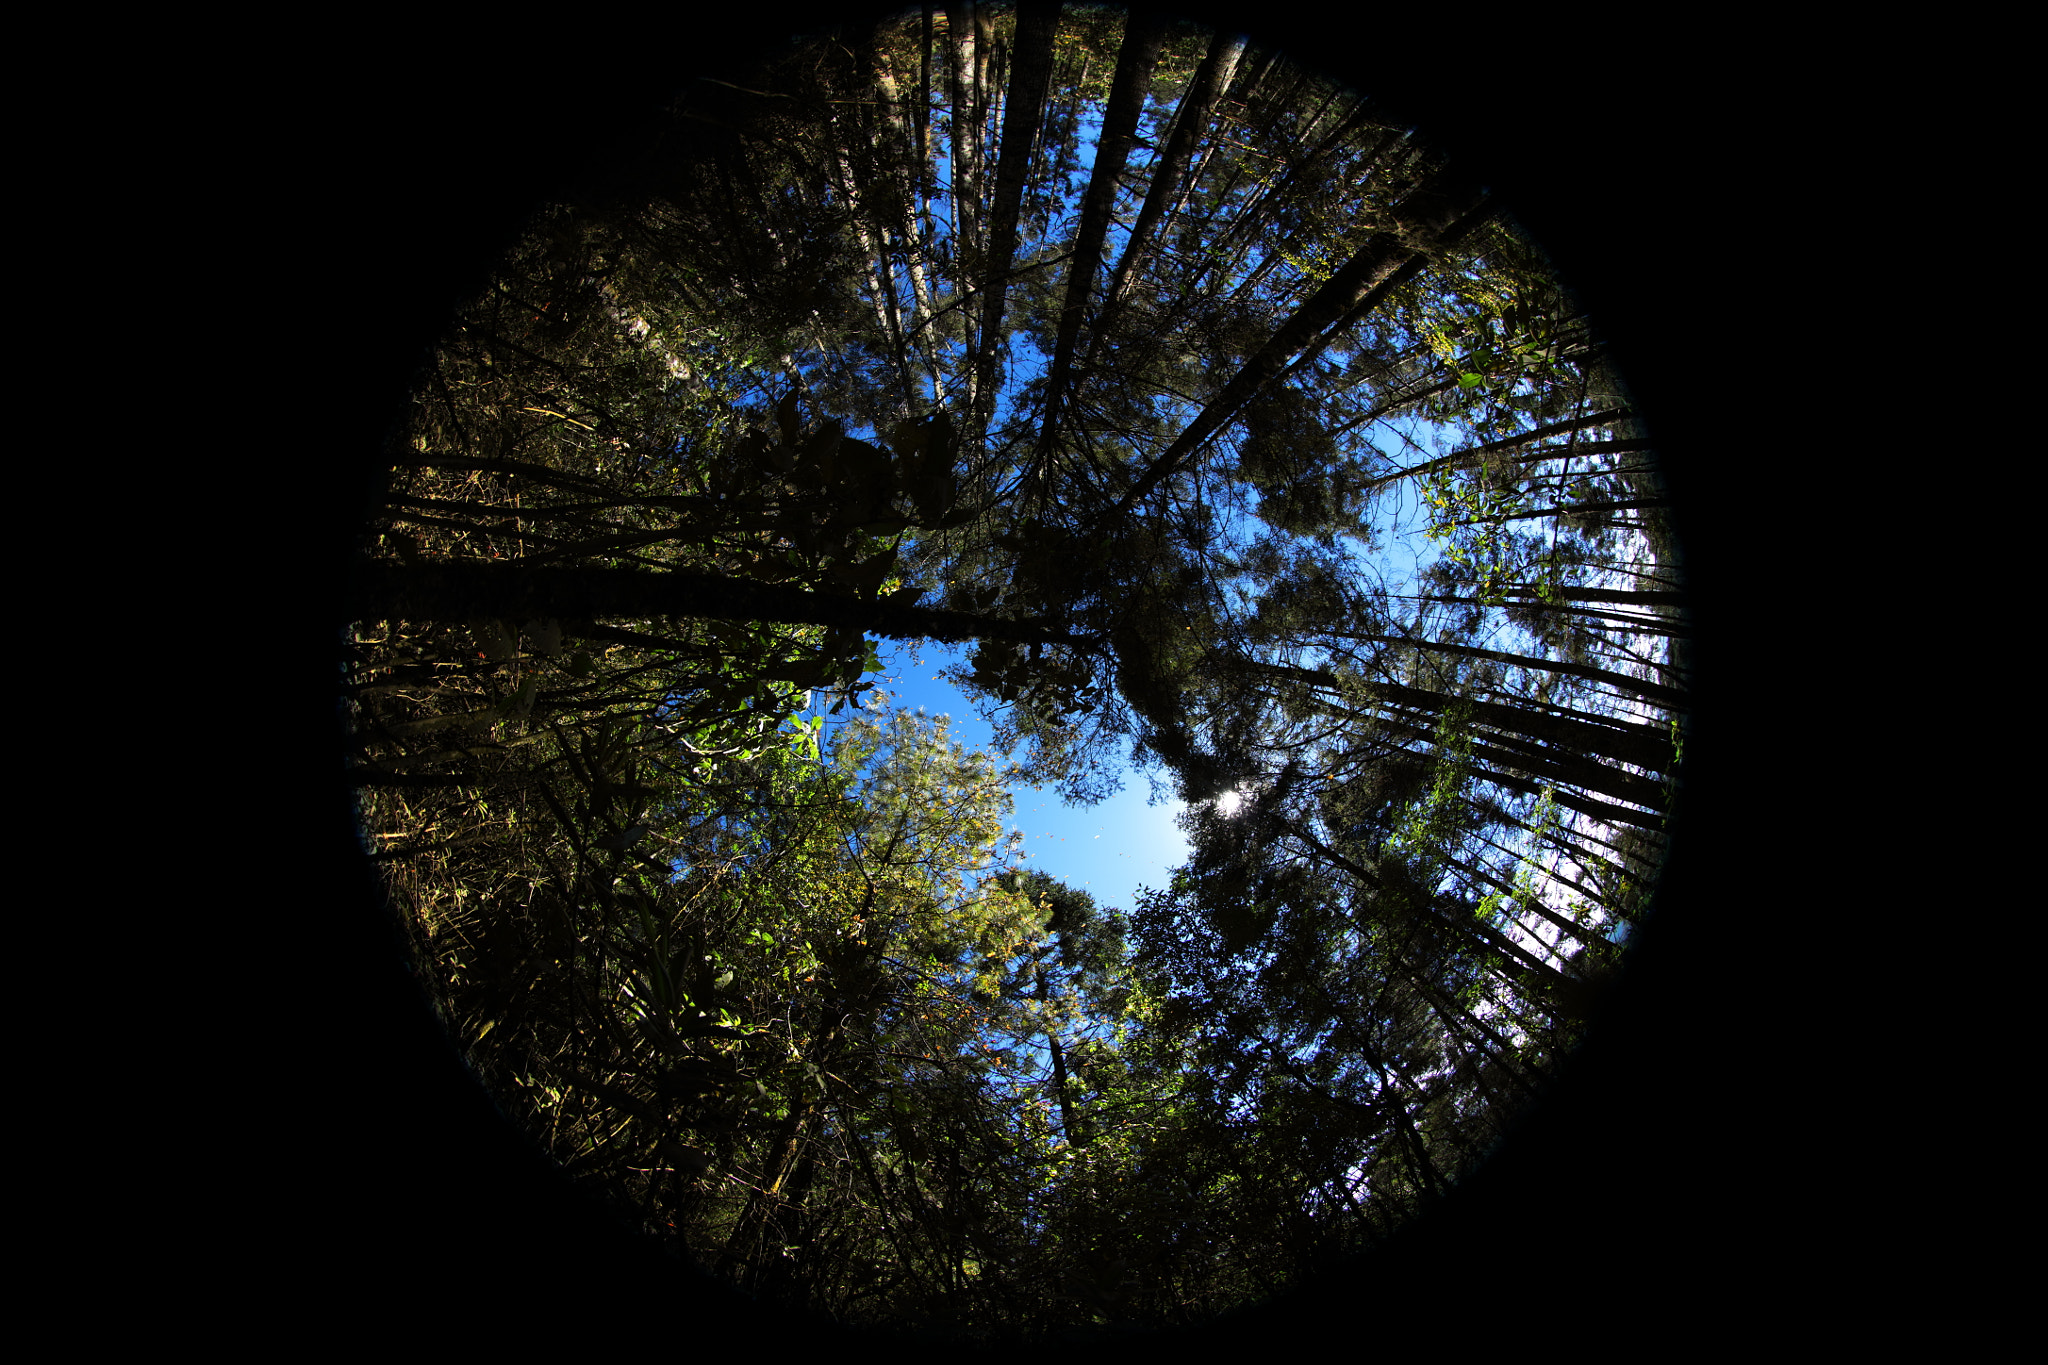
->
1216, 790, 1245, 818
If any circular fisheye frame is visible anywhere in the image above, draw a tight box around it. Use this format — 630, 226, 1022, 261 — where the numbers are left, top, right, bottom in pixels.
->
342, 5, 1689, 1339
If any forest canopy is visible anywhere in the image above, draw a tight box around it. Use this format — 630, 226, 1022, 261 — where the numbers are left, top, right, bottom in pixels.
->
341, 2, 1688, 1338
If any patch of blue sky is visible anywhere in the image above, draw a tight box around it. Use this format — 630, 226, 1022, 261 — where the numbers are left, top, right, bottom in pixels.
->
846, 635, 1191, 921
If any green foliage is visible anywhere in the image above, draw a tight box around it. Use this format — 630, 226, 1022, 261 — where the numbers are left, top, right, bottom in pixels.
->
1420, 466, 1531, 601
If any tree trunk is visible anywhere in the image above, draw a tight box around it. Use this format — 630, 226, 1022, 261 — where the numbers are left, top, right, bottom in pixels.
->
1503, 584, 1683, 607
970, 0, 1060, 438
1360, 437, 1652, 497
1110, 171, 1492, 516
1278, 815, 1576, 996
1341, 631, 1687, 710
1094, 29, 1245, 323
945, 1, 986, 414
1033, 12, 1164, 461
1033, 957, 1086, 1148
715, 1101, 815, 1281
348, 560, 1101, 648
1241, 659, 1676, 772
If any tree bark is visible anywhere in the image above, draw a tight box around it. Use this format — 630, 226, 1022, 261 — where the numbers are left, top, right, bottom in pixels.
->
1110, 171, 1493, 516
1439, 495, 1667, 529
1237, 658, 1677, 772
970, 0, 1061, 437
1276, 815, 1576, 995
349, 560, 1102, 648
1033, 12, 1164, 461
1502, 584, 1685, 608
1341, 631, 1687, 710
1400, 592, 1689, 638
1359, 437, 1652, 496
1091, 29, 1247, 338
945, 1, 987, 413
1033, 958, 1086, 1148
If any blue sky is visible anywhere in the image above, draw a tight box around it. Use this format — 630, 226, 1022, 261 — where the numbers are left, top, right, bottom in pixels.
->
825, 636, 1194, 919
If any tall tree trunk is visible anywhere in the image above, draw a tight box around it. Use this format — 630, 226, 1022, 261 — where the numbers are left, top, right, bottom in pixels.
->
715, 1101, 815, 1280
970, 0, 1060, 440
1339, 700, 1671, 828
1032, 956, 1086, 1148
1032, 12, 1164, 463
1410, 594, 1690, 639
1342, 631, 1687, 710
349, 560, 1101, 648
1201, 97, 1385, 304
1359, 436, 1650, 497
834, 141, 920, 425
1452, 820, 1618, 948
1499, 584, 1684, 608
1278, 815, 1577, 996
1091, 30, 1247, 340
945, 1, 986, 415
1470, 762, 1668, 834
1239, 658, 1677, 772
1439, 495, 1667, 530
873, 45, 951, 406
1109, 172, 1493, 516
1266, 194, 1505, 393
